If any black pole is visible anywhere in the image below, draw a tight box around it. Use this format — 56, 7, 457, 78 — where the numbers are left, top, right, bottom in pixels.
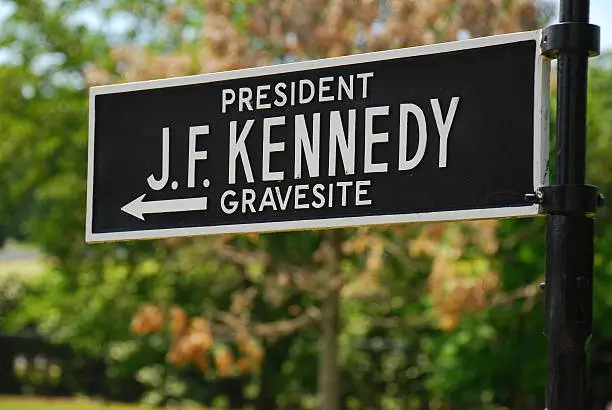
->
541, 0, 601, 409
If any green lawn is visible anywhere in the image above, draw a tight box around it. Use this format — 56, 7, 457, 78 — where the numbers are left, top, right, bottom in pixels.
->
0, 397, 143, 410
0, 397, 215, 410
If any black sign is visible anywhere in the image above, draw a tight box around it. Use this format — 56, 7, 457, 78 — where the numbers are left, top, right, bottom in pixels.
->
86, 31, 549, 242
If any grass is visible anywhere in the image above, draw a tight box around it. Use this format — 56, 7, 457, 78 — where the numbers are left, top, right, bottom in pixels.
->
0, 397, 142, 410
0, 239, 49, 280
0, 397, 217, 410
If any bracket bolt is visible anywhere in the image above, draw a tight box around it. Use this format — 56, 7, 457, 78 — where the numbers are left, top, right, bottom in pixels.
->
525, 190, 544, 204
576, 276, 590, 291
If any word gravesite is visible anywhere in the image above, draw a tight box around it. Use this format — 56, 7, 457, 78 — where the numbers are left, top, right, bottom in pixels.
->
86, 30, 548, 242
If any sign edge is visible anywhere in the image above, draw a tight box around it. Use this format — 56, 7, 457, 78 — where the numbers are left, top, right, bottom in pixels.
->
85, 88, 96, 243
90, 30, 543, 96
85, 205, 541, 243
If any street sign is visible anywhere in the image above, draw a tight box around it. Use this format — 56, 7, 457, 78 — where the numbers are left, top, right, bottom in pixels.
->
86, 30, 549, 243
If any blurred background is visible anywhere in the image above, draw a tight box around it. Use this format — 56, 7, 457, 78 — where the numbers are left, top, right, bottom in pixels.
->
0, 0, 611, 409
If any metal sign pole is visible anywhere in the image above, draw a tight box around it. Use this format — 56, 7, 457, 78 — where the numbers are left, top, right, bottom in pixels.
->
540, 0, 601, 408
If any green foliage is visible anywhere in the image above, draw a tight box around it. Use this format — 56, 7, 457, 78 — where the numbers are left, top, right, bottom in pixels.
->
588, 54, 612, 338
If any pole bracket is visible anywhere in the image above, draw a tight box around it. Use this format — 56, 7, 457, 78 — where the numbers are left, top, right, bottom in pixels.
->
541, 22, 601, 58
530, 184, 601, 216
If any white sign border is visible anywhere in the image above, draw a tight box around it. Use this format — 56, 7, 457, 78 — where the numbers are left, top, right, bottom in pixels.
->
86, 30, 550, 243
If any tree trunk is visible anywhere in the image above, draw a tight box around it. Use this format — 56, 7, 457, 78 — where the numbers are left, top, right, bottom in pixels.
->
317, 230, 342, 410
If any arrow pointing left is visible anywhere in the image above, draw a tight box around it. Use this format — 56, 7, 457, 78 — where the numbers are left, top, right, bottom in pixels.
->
121, 194, 208, 221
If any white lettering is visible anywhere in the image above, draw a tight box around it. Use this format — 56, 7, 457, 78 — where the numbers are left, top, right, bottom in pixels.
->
274, 82, 287, 107
295, 113, 321, 179
312, 184, 325, 209
337, 181, 353, 206
221, 190, 238, 214
228, 120, 255, 184
147, 127, 170, 191
242, 189, 256, 213
187, 125, 209, 188
221, 89, 235, 113
356, 72, 374, 98
299, 79, 315, 104
328, 110, 356, 176
364, 106, 389, 173
275, 186, 292, 210
355, 180, 372, 206
398, 103, 427, 171
256, 85, 271, 109
238, 87, 253, 112
294, 184, 309, 209
318, 77, 334, 102
258, 187, 277, 211
431, 97, 460, 168
262, 116, 286, 181
338, 75, 353, 100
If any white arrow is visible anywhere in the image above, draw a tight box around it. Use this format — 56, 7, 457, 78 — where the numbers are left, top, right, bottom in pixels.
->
121, 194, 208, 221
